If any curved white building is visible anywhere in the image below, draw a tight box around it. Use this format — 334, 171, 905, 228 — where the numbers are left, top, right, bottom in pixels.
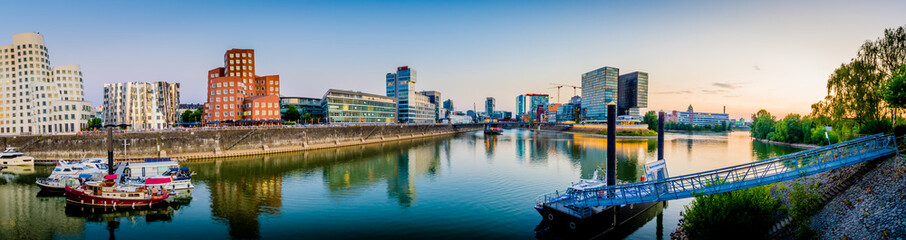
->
0, 32, 91, 135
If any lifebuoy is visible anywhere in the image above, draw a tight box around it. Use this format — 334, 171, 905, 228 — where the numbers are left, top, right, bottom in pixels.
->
547, 213, 554, 221
569, 222, 577, 230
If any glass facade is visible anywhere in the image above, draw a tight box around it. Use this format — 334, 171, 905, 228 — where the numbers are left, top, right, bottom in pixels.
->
581, 66, 619, 121
485, 97, 495, 115
323, 89, 397, 124
280, 97, 325, 122
387, 66, 434, 123
618, 71, 648, 119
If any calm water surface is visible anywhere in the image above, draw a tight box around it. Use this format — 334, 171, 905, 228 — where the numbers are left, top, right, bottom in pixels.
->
0, 130, 801, 239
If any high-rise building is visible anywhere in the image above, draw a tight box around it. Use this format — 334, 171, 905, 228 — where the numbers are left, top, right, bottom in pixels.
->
618, 71, 649, 119
516, 94, 549, 122
103, 81, 180, 130
581, 66, 619, 121
485, 97, 495, 115
418, 90, 442, 121
386, 66, 434, 123
0, 32, 92, 135
204, 49, 281, 123
323, 89, 397, 124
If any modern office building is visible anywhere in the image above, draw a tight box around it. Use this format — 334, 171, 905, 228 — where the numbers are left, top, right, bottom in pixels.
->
280, 97, 325, 123
557, 96, 582, 123
204, 48, 281, 123
418, 90, 442, 121
442, 99, 454, 112
103, 82, 180, 130
672, 105, 730, 126
581, 66, 619, 121
485, 97, 495, 115
516, 94, 550, 121
386, 66, 434, 123
618, 71, 648, 119
322, 89, 397, 124
0, 32, 92, 135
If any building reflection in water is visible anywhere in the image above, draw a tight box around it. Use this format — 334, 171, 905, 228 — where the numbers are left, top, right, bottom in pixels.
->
190, 137, 447, 238
0, 178, 86, 239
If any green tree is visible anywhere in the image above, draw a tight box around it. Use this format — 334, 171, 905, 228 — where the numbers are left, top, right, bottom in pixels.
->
643, 111, 658, 130
811, 60, 885, 124
881, 65, 906, 126
751, 109, 775, 140
190, 107, 203, 122
86, 117, 102, 130
301, 113, 312, 123
180, 110, 193, 123
284, 105, 301, 122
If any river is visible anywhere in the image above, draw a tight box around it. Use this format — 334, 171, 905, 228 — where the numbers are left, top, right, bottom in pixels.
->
0, 129, 802, 239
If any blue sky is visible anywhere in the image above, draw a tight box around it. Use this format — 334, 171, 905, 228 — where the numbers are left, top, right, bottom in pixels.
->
2, 0, 905, 119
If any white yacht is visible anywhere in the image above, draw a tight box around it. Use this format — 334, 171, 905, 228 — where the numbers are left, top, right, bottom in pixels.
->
117, 158, 195, 194
35, 158, 109, 192
0, 147, 34, 167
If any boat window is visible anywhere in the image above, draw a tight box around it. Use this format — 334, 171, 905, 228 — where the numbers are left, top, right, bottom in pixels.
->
72, 167, 83, 170
53, 168, 61, 172
62, 168, 71, 172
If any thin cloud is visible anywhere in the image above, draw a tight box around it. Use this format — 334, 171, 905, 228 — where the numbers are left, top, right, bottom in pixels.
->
712, 82, 740, 89
701, 89, 728, 94
656, 90, 693, 94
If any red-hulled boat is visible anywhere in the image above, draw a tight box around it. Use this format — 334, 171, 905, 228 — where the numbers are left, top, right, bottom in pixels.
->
64, 174, 169, 208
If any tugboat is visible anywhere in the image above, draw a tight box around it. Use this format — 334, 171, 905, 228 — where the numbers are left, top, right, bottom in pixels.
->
64, 174, 170, 208
484, 123, 503, 135
0, 146, 34, 167
36, 158, 109, 192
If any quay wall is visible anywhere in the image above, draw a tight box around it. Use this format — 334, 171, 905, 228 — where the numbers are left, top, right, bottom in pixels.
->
2, 124, 481, 161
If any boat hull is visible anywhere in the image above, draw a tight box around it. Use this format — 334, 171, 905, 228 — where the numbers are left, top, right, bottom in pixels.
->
64, 186, 168, 208
36, 181, 65, 193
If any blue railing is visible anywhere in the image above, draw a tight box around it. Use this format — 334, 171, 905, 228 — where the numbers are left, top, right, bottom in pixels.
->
538, 134, 898, 218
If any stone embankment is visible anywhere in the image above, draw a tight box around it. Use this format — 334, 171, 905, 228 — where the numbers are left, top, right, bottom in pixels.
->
3, 124, 481, 162
809, 155, 906, 239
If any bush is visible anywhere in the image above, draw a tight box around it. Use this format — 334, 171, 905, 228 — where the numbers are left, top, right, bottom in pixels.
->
859, 118, 892, 134
789, 182, 824, 239
681, 186, 782, 239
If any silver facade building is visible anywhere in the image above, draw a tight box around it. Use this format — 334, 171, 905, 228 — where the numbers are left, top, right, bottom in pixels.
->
0, 33, 91, 135
103, 82, 180, 130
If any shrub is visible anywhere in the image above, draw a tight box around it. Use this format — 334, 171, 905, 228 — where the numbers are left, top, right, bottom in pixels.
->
859, 118, 892, 134
789, 182, 823, 239
681, 186, 782, 239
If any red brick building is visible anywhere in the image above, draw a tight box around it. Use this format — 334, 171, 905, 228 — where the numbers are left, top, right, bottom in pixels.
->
204, 49, 281, 122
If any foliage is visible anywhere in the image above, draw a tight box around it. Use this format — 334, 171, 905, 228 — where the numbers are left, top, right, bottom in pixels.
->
751, 110, 841, 145
190, 107, 204, 122
665, 122, 728, 132
85, 117, 103, 130
681, 186, 782, 240
283, 121, 296, 125
180, 110, 193, 123
881, 65, 906, 109
789, 182, 824, 239
283, 105, 301, 122
859, 118, 892, 134
643, 111, 658, 131
811, 25, 906, 127
301, 113, 313, 123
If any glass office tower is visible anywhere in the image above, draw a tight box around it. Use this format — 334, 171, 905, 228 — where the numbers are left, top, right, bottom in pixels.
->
618, 71, 649, 119
581, 66, 619, 121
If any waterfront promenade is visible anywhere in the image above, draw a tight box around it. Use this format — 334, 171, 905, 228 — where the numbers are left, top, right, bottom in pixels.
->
2, 124, 481, 162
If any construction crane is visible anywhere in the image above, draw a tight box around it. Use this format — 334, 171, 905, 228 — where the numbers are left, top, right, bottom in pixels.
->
549, 83, 582, 103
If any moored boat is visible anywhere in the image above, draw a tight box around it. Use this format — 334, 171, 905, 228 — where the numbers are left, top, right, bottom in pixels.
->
64, 175, 170, 208
484, 124, 503, 135
35, 158, 109, 192
0, 147, 34, 167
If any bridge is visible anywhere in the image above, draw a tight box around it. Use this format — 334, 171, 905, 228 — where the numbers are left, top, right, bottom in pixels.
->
536, 134, 899, 219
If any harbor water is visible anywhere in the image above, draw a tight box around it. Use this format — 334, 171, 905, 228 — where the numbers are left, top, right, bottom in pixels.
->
0, 129, 801, 239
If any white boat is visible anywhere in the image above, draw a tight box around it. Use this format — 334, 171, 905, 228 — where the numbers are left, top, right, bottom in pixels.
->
117, 159, 195, 194
35, 158, 109, 192
0, 147, 34, 167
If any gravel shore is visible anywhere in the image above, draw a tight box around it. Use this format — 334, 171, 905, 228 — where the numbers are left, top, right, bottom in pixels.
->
809, 155, 906, 239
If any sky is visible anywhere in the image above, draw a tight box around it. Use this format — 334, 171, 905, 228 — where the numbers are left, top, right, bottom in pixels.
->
2, 0, 905, 120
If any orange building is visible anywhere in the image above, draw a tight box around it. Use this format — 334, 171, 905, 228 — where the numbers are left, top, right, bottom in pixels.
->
204, 49, 281, 122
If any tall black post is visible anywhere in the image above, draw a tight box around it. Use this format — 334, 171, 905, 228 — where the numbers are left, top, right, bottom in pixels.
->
107, 126, 114, 175
607, 103, 616, 186
658, 111, 665, 160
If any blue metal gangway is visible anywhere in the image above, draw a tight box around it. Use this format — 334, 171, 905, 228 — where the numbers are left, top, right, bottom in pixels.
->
537, 134, 899, 219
